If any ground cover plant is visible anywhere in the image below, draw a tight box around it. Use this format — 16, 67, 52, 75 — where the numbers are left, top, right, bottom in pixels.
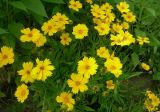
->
0, 0, 160, 112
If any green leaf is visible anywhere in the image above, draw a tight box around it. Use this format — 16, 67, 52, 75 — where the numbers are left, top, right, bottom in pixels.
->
82, 105, 95, 111
153, 72, 160, 80
0, 28, 8, 35
0, 91, 6, 98
135, 29, 146, 37
131, 53, 139, 67
9, 1, 27, 12
146, 8, 156, 17
22, 0, 48, 17
42, 0, 65, 4
8, 22, 24, 38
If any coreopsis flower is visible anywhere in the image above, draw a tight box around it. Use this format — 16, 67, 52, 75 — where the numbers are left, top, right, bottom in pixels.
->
117, 2, 130, 13
15, 84, 29, 103
97, 47, 110, 59
67, 73, 88, 93
0, 46, 14, 68
141, 63, 150, 71
105, 56, 123, 78
103, 12, 115, 24
77, 57, 98, 79
144, 91, 160, 112
121, 22, 130, 30
32, 58, 55, 81
56, 92, 75, 111
60, 33, 72, 45
69, 0, 82, 11
137, 36, 150, 45
94, 23, 110, 35
110, 31, 135, 46
122, 12, 136, 23
52, 12, 69, 25
33, 34, 47, 47
20, 28, 40, 42
41, 20, 58, 36
72, 24, 88, 39
101, 3, 113, 12
91, 4, 105, 19
86, 0, 93, 4
111, 23, 123, 33
18, 62, 35, 83
106, 80, 115, 90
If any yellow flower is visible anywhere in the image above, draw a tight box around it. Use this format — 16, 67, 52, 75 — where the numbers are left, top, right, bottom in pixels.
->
69, 0, 82, 11
117, 2, 130, 13
94, 23, 110, 35
15, 84, 29, 103
86, 0, 93, 4
52, 12, 69, 25
41, 20, 58, 36
97, 47, 110, 59
101, 3, 113, 12
141, 63, 150, 71
0, 46, 14, 68
60, 33, 72, 45
110, 31, 135, 46
105, 56, 123, 78
112, 23, 123, 33
20, 28, 40, 42
77, 57, 98, 79
121, 22, 129, 30
33, 34, 47, 47
67, 73, 88, 93
106, 80, 115, 90
18, 62, 35, 83
122, 12, 136, 23
137, 36, 150, 45
103, 12, 115, 24
56, 92, 75, 111
72, 24, 88, 39
91, 4, 105, 19
32, 58, 55, 81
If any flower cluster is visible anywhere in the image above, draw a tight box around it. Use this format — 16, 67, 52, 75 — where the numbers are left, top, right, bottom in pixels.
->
144, 90, 160, 112
15, 58, 55, 103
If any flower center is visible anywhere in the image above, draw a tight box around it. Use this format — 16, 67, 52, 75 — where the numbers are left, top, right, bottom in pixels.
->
21, 89, 26, 96
85, 65, 90, 70
78, 30, 83, 34
73, 3, 77, 7
63, 96, 70, 104
110, 65, 116, 70
26, 70, 30, 75
2, 54, 8, 59
40, 66, 45, 70
28, 33, 33, 37
48, 25, 52, 30
75, 81, 81, 86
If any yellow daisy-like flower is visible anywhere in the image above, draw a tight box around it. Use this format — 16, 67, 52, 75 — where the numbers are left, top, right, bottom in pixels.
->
121, 22, 129, 30
77, 57, 98, 79
97, 47, 110, 59
111, 23, 123, 33
106, 80, 115, 90
122, 12, 136, 23
69, 0, 82, 12
72, 24, 88, 39
117, 2, 130, 13
18, 62, 35, 83
0, 46, 14, 68
86, 0, 93, 4
101, 3, 113, 12
60, 33, 72, 45
52, 12, 69, 25
14, 84, 29, 103
33, 34, 47, 47
32, 58, 55, 81
41, 20, 58, 36
20, 28, 40, 42
67, 73, 88, 94
56, 92, 75, 111
91, 4, 105, 19
141, 63, 150, 71
105, 56, 123, 78
94, 23, 110, 36
137, 36, 150, 45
